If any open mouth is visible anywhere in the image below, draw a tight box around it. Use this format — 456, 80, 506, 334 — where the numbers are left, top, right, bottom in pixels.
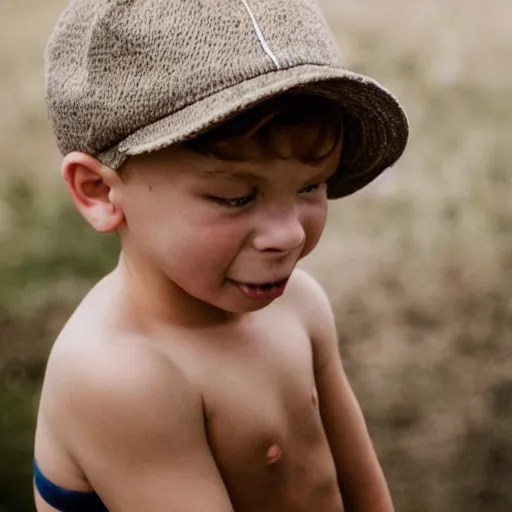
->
235, 278, 289, 299
245, 279, 288, 290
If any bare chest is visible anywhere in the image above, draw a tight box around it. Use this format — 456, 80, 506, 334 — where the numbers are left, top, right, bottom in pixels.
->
203, 327, 321, 471
165, 314, 342, 511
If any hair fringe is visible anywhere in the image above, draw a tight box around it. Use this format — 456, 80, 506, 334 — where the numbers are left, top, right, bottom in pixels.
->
185, 94, 344, 163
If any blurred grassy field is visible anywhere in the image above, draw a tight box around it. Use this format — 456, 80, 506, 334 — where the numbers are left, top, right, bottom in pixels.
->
1, 0, 511, 511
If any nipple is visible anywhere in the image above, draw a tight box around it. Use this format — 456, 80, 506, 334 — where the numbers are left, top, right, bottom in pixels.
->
266, 443, 282, 465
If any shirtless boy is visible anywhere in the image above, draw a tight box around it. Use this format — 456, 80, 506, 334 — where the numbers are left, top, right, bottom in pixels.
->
33, 0, 409, 510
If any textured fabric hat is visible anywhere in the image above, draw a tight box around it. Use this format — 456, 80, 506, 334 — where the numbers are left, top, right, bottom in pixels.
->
45, 0, 409, 199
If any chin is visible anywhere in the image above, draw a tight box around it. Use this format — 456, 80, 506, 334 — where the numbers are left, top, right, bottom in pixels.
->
232, 300, 275, 314
213, 293, 280, 316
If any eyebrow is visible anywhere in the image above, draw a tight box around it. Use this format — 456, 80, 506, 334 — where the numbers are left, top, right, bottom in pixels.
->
195, 161, 336, 184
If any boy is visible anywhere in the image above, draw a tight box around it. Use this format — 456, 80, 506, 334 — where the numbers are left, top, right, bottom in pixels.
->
34, 0, 408, 511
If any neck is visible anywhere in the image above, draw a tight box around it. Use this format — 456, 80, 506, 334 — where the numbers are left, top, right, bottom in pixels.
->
110, 252, 242, 330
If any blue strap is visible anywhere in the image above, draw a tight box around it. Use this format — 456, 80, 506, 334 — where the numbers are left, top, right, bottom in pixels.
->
33, 459, 108, 512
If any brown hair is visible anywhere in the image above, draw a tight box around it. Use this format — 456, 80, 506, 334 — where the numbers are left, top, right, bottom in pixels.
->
184, 93, 344, 163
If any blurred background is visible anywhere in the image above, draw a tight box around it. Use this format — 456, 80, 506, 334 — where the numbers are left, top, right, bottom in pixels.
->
1, 0, 511, 510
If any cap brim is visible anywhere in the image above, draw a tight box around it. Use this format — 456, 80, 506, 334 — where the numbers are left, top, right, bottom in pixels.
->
103, 64, 409, 199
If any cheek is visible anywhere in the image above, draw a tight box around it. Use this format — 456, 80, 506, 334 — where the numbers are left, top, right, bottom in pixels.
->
176, 224, 241, 262
118, 187, 239, 281
301, 202, 328, 256
152, 208, 246, 277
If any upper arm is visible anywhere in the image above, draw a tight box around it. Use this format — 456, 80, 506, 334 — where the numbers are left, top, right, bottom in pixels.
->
58, 343, 233, 512
293, 269, 394, 512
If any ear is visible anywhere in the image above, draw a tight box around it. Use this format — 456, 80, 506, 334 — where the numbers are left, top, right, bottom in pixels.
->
61, 152, 125, 233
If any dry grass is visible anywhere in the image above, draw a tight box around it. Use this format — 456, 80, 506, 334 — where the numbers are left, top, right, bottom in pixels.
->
1, 0, 512, 510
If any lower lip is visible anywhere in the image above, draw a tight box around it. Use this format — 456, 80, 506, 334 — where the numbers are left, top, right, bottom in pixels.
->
236, 279, 289, 300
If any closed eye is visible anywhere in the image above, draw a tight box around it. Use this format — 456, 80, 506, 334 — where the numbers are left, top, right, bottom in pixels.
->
299, 183, 324, 194
208, 182, 325, 208
208, 193, 256, 208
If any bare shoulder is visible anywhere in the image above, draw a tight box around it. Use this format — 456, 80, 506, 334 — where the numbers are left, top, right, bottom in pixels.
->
40, 272, 201, 433
40, 321, 203, 460
37, 308, 234, 509
286, 272, 394, 511
284, 267, 336, 335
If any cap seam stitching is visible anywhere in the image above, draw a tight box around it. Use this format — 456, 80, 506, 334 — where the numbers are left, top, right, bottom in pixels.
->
239, 0, 281, 70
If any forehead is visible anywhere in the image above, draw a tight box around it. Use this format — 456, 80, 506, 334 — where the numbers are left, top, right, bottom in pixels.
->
193, 140, 342, 183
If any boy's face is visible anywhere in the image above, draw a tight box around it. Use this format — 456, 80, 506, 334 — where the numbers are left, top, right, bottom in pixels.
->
110, 128, 341, 315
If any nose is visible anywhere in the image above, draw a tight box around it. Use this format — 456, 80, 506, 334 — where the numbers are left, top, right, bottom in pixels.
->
251, 204, 306, 254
